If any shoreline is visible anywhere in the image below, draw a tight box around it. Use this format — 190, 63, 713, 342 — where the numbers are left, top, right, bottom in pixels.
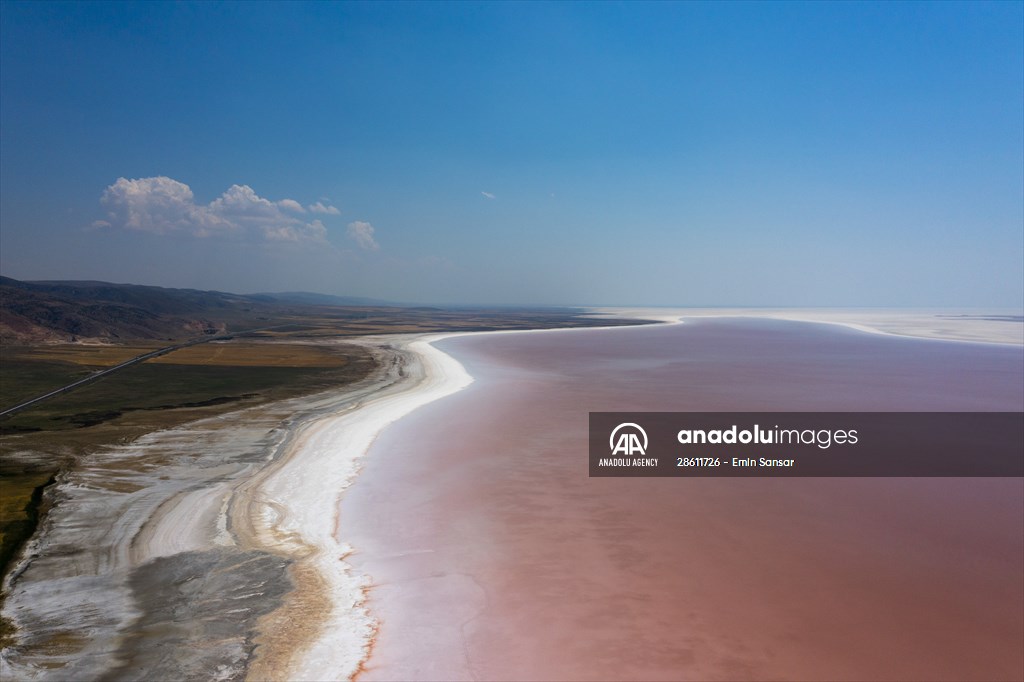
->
253, 315, 688, 679
242, 334, 475, 680
0, 317, 665, 681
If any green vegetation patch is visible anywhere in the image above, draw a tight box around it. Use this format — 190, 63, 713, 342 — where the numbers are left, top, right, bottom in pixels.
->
0, 471, 53, 575
2, 352, 370, 434
0, 351, 98, 410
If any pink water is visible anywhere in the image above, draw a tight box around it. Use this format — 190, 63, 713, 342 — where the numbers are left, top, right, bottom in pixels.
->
343, 319, 1024, 681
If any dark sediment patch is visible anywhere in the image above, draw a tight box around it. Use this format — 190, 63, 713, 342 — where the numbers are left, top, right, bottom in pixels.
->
104, 549, 292, 682
49, 395, 261, 430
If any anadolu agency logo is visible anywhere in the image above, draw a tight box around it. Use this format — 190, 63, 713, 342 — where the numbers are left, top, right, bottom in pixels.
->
599, 422, 658, 468
609, 422, 648, 456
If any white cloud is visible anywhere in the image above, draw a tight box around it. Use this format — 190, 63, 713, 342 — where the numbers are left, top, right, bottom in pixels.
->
100, 176, 229, 236
99, 176, 329, 243
265, 219, 328, 242
277, 198, 305, 213
346, 221, 379, 251
481, 191, 496, 200
308, 201, 341, 215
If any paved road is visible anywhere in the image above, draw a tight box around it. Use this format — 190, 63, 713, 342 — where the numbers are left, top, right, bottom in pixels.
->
0, 334, 231, 418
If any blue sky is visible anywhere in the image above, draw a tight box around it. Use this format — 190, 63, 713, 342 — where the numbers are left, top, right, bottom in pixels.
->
1, 1, 1021, 306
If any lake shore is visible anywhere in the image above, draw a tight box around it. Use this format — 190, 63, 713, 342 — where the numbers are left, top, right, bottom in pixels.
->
0, 311, 663, 680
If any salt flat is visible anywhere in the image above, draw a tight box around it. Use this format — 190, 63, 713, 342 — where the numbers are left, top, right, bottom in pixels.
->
592, 306, 1024, 345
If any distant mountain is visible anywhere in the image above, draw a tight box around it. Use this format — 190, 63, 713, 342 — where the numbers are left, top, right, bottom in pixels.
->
252, 291, 401, 307
0, 277, 391, 343
7, 278, 256, 313
0, 277, 621, 345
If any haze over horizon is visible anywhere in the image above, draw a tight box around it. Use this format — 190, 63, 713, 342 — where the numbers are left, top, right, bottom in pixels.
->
2, 1, 1022, 308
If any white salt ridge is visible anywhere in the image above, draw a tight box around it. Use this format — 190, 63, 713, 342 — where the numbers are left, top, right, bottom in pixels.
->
261, 336, 473, 681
